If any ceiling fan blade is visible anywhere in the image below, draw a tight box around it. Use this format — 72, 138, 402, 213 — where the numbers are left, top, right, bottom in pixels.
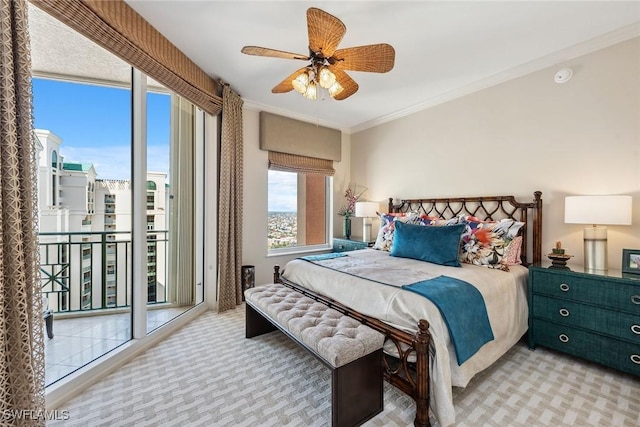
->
330, 44, 395, 73
242, 46, 309, 61
328, 66, 358, 100
307, 7, 346, 58
272, 67, 309, 93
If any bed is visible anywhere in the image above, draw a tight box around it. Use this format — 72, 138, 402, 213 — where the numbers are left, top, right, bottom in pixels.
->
274, 192, 543, 427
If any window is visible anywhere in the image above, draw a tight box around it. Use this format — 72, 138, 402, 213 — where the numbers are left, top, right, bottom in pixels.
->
87, 182, 94, 213
267, 170, 330, 252
146, 180, 156, 210
51, 151, 58, 206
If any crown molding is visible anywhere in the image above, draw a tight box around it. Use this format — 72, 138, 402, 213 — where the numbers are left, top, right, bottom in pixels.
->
351, 24, 640, 134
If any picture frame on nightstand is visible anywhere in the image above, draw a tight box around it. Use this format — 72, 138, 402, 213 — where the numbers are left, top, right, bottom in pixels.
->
621, 248, 640, 274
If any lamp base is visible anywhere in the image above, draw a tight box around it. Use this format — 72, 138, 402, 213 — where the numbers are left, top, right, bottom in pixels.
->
583, 226, 607, 273
362, 220, 372, 242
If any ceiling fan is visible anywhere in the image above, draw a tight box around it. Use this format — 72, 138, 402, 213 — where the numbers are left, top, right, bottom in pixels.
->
241, 7, 395, 101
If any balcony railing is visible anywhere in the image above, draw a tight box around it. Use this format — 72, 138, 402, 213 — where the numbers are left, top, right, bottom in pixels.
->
39, 230, 169, 313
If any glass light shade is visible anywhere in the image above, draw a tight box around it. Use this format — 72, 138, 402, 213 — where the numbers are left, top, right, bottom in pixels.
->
302, 81, 317, 100
328, 81, 344, 98
292, 72, 309, 94
565, 195, 632, 225
318, 67, 336, 89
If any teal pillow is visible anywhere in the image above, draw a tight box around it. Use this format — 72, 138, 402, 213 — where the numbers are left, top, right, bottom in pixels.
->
390, 221, 465, 267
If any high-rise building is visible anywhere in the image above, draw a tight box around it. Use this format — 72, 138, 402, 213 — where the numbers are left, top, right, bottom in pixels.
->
36, 129, 168, 312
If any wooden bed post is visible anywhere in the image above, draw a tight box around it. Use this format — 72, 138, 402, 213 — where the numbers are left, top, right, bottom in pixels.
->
414, 319, 431, 427
532, 191, 543, 264
273, 265, 281, 283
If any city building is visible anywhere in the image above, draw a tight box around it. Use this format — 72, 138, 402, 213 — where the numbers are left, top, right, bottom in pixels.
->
36, 129, 168, 312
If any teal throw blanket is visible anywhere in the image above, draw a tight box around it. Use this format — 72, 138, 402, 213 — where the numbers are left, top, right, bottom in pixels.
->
403, 276, 494, 365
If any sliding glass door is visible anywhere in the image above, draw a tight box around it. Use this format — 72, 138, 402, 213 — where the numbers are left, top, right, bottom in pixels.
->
31, 5, 205, 385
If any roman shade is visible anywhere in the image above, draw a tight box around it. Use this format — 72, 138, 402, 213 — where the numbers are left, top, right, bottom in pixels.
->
268, 151, 335, 176
260, 112, 341, 161
30, 0, 222, 115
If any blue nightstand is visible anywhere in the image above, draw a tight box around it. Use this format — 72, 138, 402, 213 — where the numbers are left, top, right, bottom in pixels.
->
332, 237, 374, 253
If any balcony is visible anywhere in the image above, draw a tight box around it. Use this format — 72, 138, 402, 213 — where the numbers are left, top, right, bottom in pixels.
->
39, 230, 184, 386
44, 306, 190, 385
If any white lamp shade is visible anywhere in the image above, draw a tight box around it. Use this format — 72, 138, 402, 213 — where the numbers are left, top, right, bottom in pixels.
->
355, 202, 378, 218
565, 195, 632, 225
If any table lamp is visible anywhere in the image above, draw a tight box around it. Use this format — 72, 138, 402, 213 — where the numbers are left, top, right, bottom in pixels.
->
564, 195, 632, 272
355, 201, 378, 242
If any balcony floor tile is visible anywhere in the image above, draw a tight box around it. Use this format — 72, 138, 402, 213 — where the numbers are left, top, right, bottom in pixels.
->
45, 306, 191, 386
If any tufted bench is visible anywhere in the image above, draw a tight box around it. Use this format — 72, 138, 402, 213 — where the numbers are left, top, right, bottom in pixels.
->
245, 283, 384, 427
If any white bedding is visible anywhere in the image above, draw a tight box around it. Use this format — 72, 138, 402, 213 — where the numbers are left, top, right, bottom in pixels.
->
281, 248, 529, 427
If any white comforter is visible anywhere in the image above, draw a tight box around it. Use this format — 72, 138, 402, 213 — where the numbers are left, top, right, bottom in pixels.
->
281, 249, 529, 427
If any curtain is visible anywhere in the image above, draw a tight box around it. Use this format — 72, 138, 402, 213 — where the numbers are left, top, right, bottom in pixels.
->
217, 86, 243, 312
169, 95, 195, 306
0, 0, 46, 422
29, 0, 222, 115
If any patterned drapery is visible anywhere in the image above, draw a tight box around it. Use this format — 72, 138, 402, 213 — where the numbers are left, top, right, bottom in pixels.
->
0, 0, 46, 422
217, 86, 243, 312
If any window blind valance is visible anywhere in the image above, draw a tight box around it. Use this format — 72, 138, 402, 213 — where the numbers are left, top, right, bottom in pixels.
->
30, 0, 222, 116
268, 151, 335, 176
260, 112, 341, 162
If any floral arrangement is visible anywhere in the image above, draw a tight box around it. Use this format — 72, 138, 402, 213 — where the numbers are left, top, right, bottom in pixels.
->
337, 184, 366, 218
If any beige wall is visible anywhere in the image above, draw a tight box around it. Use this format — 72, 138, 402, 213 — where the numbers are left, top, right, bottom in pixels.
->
242, 108, 350, 285
351, 37, 640, 269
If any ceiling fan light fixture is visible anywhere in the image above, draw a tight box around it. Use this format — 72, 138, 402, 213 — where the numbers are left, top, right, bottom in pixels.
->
292, 71, 309, 93
318, 66, 336, 89
244, 8, 394, 101
303, 81, 317, 100
328, 81, 344, 98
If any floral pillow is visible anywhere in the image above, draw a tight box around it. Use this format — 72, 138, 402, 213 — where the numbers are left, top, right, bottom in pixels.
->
503, 235, 523, 266
459, 216, 524, 271
372, 212, 456, 252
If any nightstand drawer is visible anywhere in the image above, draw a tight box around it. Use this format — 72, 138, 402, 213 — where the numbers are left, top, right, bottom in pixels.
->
531, 270, 640, 314
532, 319, 640, 376
532, 294, 640, 344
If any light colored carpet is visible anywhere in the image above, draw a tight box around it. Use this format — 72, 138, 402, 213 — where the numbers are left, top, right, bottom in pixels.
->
48, 304, 640, 426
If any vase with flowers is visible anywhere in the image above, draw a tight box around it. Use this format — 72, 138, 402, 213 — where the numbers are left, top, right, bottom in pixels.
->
337, 184, 366, 239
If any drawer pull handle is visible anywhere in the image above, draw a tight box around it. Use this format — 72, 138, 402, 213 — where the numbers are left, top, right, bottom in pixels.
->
632, 325, 640, 335
558, 334, 569, 343
631, 355, 640, 365
632, 295, 640, 305
560, 283, 570, 292
559, 308, 570, 317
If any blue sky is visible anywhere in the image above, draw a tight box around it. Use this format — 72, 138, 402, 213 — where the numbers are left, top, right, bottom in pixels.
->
32, 78, 170, 180
268, 170, 297, 212
34, 77, 297, 211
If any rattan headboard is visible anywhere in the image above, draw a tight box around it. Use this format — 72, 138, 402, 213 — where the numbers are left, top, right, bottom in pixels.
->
388, 191, 543, 264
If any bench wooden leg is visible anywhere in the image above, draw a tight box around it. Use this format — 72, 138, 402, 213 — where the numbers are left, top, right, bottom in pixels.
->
332, 349, 383, 427
245, 303, 277, 338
